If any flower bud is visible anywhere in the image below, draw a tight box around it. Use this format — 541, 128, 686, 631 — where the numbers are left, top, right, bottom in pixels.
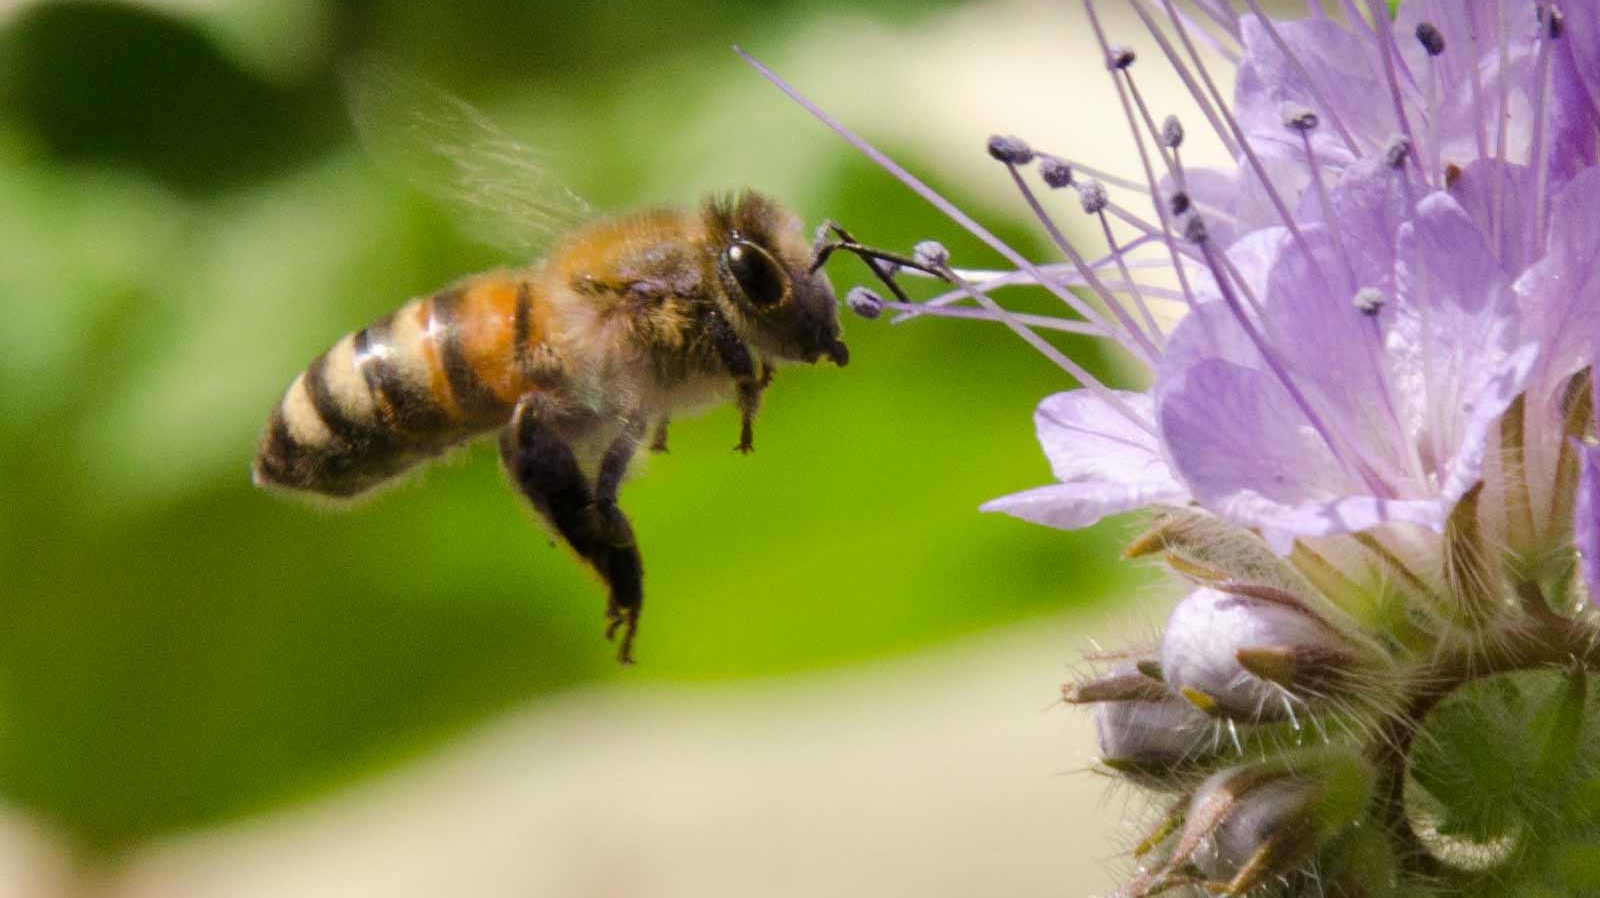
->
1125, 508, 1318, 601
1176, 750, 1373, 895
1089, 664, 1217, 786
1160, 587, 1361, 720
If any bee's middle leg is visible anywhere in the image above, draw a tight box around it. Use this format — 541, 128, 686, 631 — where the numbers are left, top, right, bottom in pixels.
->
500, 397, 647, 663
733, 363, 774, 455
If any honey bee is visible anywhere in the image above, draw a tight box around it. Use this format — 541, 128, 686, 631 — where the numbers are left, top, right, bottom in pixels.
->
252, 67, 909, 663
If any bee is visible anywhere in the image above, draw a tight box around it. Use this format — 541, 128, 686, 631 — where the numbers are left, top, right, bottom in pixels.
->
252, 67, 913, 663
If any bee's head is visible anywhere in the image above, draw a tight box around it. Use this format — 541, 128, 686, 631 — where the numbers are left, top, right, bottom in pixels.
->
707, 192, 848, 367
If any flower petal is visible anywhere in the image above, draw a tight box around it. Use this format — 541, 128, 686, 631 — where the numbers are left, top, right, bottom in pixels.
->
981, 391, 1187, 529
1158, 358, 1447, 553
1578, 440, 1600, 609
1516, 165, 1600, 413
1389, 191, 1533, 501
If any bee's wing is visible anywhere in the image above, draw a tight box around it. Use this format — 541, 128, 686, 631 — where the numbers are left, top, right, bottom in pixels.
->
346, 61, 592, 258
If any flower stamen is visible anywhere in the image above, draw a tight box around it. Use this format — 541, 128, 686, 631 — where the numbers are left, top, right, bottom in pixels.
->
993, 149, 1164, 360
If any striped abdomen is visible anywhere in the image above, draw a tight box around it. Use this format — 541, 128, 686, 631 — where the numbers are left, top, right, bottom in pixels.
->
255, 271, 554, 498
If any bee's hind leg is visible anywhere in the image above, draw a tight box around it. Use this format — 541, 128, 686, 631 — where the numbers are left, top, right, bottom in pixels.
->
500, 396, 647, 664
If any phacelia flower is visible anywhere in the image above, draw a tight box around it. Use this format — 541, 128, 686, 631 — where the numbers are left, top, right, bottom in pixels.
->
747, 1, 1600, 894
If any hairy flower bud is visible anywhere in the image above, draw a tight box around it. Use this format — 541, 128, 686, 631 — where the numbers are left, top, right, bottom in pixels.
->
1121, 750, 1375, 898
1160, 587, 1362, 720
1190, 752, 1373, 892
1090, 664, 1217, 785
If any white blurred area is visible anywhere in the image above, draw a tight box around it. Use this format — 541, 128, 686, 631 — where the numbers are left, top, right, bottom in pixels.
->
101, 616, 1141, 898
0, 0, 1238, 892
0, 613, 1151, 898
0, 613, 1165, 897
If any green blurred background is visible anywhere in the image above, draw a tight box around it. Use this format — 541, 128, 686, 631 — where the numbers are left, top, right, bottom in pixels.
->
0, 0, 1137, 865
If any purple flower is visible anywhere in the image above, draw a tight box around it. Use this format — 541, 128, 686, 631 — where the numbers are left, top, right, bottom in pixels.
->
745, 1, 1600, 893
960, 1, 1596, 557
752, 3, 1599, 556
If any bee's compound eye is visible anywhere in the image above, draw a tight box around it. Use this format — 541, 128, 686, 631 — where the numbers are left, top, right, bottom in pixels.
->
725, 241, 789, 308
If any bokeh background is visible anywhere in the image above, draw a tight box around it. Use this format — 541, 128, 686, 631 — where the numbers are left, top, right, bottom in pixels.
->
0, 0, 1225, 893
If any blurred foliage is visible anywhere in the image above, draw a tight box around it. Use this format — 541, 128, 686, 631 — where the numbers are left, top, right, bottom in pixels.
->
0, 0, 1141, 855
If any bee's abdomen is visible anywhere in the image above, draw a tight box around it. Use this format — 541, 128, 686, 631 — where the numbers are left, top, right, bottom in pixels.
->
255, 272, 550, 498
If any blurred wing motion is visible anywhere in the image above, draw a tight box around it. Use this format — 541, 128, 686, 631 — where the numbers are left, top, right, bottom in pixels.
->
346, 60, 592, 258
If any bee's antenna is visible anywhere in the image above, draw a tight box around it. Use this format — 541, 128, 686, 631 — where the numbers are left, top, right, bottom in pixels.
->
810, 221, 949, 305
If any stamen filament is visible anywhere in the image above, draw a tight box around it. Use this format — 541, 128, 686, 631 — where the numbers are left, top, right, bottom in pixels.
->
876, 301, 1108, 335
890, 240, 1165, 324
1197, 237, 1381, 493
1174, 0, 1245, 52
1097, 210, 1166, 345
1529, 13, 1556, 254
1129, 0, 1243, 159
1362, 0, 1428, 188
1241, 0, 1363, 154
1467, 10, 1490, 163
1087, 0, 1216, 347
735, 48, 1154, 431
1003, 164, 1162, 362
1154, 0, 1328, 279
1491, 0, 1511, 247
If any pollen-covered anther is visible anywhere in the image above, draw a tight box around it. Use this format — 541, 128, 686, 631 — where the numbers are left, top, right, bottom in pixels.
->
1280, 103, 1319, 133
910, 239, 949, 270
1108, 45, 1136, 70
845, 286, 884, 320
1540, 4, 1565, 38
1167, 191, 1191, 217
1178, 209, 1208, 244
985, 134, 1034, 165
1160, 115, 1184, 150
1384, 135, 1412, 169
1352, 287, 1385, 316
1077, 179, 1108, 214
1414, 21, 1446, 56
1038, 155, 1073, 188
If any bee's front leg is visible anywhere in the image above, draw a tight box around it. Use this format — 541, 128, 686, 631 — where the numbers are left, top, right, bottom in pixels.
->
499, 396, 647, 664
705, 308, 764, 454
